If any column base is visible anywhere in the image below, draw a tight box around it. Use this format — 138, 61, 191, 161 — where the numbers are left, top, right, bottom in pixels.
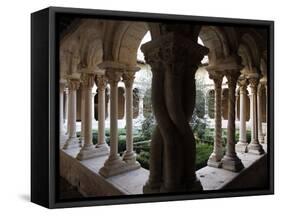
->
122, 151, 138, 163
235, 141, 248, 153
76, 144, 110, 161
207, 152, 223, 168
221, 154, 244, 172
143, 180, 161, 194
99, 154, 140, 178
247, 142, 265, 155
63, 137, 80, 149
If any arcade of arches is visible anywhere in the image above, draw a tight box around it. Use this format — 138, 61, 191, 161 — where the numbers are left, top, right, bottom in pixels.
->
59, 18, 269, 197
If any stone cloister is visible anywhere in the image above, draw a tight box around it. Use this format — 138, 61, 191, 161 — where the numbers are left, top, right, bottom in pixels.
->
59, 19, 268, 196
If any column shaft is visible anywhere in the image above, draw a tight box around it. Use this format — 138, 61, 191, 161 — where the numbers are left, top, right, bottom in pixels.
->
208, 73, 223, 167
80, 86, 85, 146
122, 72, 140, 167
93, 75, 110, 155
257, 84, 264, 143
60, 82, 65, 135
248, 76, 264, 154
236, 77, 248, 152
98, 78, 106, 145
99, 70, 125, 177
221, 73, 244, 172
76, 74, 98, 160
63, 79, 80, 149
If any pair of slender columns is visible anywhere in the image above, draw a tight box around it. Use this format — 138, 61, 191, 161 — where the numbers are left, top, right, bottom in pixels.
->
122, 71, 140, 165
221, 73, 244, 172
99, 65, 140, 178
63, 79, 80, 149
76, 74, 110, 160
247, 75, 265, 155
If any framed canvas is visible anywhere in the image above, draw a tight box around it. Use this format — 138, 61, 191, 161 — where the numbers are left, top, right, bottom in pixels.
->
31, 6, 274, 208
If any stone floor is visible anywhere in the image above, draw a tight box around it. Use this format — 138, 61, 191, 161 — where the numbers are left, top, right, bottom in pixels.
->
198, 145, 267, 190
60, 144, 267, 196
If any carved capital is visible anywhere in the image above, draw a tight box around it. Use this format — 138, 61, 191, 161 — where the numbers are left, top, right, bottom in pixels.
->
67, 79, 80, 91
141, 33, 208, 74
237, 75, 248, 94
106, 70, 122, 86
122, 72, 135, 89
225, 70, 240, 90
248, 73, 259, 87
208, 71, 223, 90
81, 73, 95, 89
96, 75, 107, 90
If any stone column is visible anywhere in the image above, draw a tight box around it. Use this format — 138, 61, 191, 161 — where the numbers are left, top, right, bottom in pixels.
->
76, 73, 97, 160
89, 74, 110, 155
236, 76, 248, 152
64, 88, 69, 134
141, 30, 209, 193
257, 83, 264, 143
79, 82, 85, 147
264, 84, 268, 144
60, 80, 66, 136
63, 78, 80, 149
207, 72, 224, 167
99, 63, 128, 177
247, 74, 265, 154
122, 68, 141, 169
221, 72, 244, 172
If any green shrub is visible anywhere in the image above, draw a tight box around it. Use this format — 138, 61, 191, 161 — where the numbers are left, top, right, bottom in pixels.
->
196, 142, 213, 169
140, 113, 156, 140
137, 150, 150, 169
191, 113, 207, 140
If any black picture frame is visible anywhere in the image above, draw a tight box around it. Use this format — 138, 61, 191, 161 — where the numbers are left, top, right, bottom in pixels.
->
31, 6, 274, 209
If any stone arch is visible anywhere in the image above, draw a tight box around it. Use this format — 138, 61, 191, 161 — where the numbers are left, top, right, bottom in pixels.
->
199, 26, 231, 65
260, 51, 267, 77
112, 22, 150, 65
60, 37, 81, 77
222, 88, 229, 120
238, 31, 265, 75
77, 20, 104, 74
